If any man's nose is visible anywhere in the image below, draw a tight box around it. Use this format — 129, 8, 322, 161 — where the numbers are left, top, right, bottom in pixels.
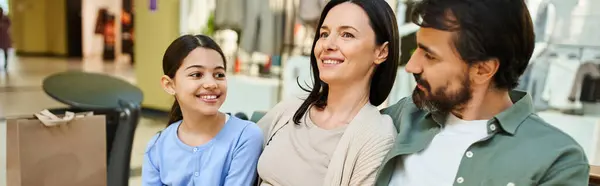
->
405, 54, 423, 74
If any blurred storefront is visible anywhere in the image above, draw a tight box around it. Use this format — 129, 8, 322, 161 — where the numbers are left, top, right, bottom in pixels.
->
7, 0, 134, 60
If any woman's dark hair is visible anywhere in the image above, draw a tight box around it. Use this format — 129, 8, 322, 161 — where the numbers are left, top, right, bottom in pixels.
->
293, 0, 400, 124
162, 34, 227, 126
410, 0, 535, 90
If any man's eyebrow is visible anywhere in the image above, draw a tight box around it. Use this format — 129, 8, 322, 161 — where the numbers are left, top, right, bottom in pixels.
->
417, 43, 439, 56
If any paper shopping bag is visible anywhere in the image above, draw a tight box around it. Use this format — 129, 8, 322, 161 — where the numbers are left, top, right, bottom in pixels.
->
1, 111, 107, 186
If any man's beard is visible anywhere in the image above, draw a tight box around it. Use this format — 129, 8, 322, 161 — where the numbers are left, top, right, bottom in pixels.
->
412, 74, 472, 115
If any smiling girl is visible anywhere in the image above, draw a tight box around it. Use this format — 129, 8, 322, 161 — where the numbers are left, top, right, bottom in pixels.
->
142, 35, 263, 186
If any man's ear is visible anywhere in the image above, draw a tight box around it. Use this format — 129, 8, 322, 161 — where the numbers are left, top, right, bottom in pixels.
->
161, 75, 176, 95
374, 41, 389, 65
471, 58, 499, 85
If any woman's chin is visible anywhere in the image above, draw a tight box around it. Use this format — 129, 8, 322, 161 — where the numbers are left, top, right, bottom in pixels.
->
319, 77, 344, 86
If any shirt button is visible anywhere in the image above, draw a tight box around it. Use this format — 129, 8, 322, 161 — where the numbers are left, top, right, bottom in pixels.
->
507, 182, 515, 186
489, 124, 497, 131
194, 172, 199, 176
456, 177, 464, 184
465, 151, 473, 158
193, 148, 198, 152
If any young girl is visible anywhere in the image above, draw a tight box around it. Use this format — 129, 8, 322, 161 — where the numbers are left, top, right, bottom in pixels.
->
142, 35, 264, 186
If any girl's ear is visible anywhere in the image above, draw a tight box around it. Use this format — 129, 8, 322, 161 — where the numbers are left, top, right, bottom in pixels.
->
161, 75, 176, 95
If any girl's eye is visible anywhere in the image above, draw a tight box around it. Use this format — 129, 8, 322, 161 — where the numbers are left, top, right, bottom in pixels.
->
342, 32, 355, 38
215, 73, 226, 78
190, 73, 202, 78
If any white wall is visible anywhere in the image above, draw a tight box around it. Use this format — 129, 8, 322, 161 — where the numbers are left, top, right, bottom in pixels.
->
0, 0, 8, 14
82, 0, 121, 58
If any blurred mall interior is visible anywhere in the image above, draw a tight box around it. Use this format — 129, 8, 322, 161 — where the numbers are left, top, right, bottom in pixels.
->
1, 0, 600, 185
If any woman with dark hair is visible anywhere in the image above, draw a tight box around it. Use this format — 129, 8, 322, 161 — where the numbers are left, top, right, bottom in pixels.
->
256, 0, 400, 185
142, 35, 263, 186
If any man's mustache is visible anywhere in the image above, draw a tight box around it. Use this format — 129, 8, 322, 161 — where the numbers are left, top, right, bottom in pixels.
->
413, 74, 431, 90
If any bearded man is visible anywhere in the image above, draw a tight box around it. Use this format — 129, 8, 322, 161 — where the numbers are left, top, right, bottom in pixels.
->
375, 0, 590, 185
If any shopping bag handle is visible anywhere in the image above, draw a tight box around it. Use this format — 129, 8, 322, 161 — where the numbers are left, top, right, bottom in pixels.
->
33, 109, 91, 127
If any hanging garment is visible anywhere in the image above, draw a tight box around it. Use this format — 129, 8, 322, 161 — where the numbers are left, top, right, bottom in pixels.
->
396, 1, 407, 27
569, 62, 600, 102
272, 0, 286, 56
533, 0, 549, 42
579, 74, 600, 103
298, 0, 326, 27
214, 0, 245, 31
282, 0, 296, 54
523, 59, 550, 111
183, 0, 213, 34
541, 58, 581, 110
240, 0, 285, 56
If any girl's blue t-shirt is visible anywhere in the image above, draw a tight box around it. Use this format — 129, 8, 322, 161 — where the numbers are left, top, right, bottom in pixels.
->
142, 115, 264, 186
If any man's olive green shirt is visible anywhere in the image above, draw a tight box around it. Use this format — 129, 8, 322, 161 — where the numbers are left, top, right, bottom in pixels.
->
376, 91, 590, 186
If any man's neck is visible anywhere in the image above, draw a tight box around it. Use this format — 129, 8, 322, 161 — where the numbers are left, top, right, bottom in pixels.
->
452, 88, 513, 121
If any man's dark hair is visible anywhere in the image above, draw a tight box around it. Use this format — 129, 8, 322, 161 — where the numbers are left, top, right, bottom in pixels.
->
411, 0, 535, 90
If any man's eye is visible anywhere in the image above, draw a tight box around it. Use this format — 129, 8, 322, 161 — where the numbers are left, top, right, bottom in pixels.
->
424, 53, 435, 60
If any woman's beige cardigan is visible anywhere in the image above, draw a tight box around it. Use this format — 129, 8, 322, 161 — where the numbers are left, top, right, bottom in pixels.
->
257, 97, 397, 186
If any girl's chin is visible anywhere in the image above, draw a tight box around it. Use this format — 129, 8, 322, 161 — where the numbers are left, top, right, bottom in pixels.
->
197, 109, 221, 117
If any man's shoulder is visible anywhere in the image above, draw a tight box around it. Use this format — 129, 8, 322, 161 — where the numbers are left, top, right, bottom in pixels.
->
382, 97, 412, 114
516, 114, 587, 153
381, 97, 427, 129
495, 114, 590, 182
502, 114, 589, 170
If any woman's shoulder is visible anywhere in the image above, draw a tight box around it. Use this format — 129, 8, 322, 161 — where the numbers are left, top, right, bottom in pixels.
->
377, 114, 396, 136
257, 96, 306, 128
272, 95, 307, 112
355, 103, 397, 137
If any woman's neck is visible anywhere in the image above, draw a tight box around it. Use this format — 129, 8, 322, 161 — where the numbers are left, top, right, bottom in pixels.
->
326, 84, 370, 114
311, 80, 370, 129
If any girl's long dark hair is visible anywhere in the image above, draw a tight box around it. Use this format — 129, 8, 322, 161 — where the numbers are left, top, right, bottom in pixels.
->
292, 0, 400, 124
162, 35, 227, 126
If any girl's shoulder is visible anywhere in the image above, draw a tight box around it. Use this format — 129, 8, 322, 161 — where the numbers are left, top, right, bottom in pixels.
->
144, 121, 181, 153
226, 115, 264, 142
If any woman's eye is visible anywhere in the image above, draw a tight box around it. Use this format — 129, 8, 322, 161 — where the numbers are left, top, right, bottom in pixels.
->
342, 32, 355, 38
319, 32, 329, 38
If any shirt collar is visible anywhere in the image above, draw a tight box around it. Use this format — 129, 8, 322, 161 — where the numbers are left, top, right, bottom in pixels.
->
426, 90, 533, 135
491, 90, 534, 135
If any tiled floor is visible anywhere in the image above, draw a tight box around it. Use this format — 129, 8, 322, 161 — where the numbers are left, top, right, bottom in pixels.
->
0, 56, 163, 185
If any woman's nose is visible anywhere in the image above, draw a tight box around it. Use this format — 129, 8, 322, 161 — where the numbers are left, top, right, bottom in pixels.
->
323, 36, 338, 51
